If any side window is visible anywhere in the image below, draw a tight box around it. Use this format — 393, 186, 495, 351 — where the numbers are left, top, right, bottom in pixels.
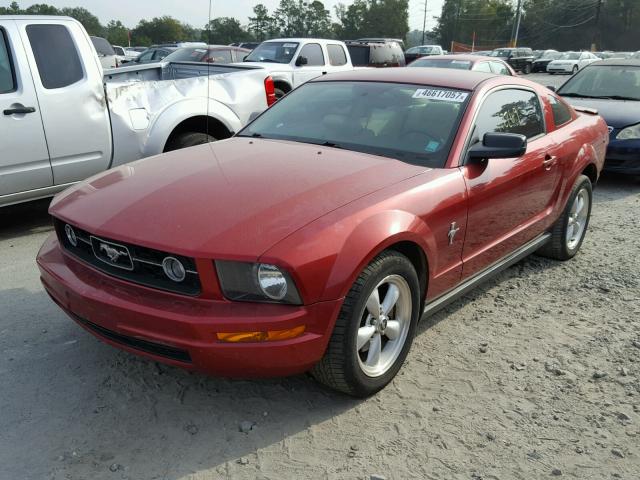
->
208, 49, 232, 63
473, 89, 545, 142
490, 61, 510, 75
114, 46, 125, 56
327, 44, 347, 66
548, 95, 572, 127
0, 28, 16, 94
299, 43, 324, 66
26, 24, 83, 89
138, 50, 154, 62
473, 62, 492, 73
154, 49, 170, 61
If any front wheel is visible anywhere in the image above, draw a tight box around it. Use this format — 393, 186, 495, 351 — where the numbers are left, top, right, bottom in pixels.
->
572, 65, 578, 75
165, 132, 217, 152
523, 63, 532, 74
312, 251, 420, 397
538, 174, 592, 261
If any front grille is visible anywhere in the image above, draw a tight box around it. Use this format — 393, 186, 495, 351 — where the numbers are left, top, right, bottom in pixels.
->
54, 218, 201, 296
74, 313, 192, 363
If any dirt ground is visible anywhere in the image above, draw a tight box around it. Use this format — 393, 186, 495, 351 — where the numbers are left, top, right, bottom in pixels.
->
1, 172, 639, 480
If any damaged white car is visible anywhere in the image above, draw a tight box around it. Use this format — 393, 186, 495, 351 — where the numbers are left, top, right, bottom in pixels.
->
0, 16, 275, 207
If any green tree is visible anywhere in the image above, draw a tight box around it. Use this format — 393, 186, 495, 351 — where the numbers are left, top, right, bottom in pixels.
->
60, 7, 104, 36
204, 17, 251, 44
305, 1, 332, 37
274, 0, 306, 37
24, 3, 60, 15
248, 4, 275, 41
105, 20, 129, 46
335, 0, 409, 40
132, 16, 185, 45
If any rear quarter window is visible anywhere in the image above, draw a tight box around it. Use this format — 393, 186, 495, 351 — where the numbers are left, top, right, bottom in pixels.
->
0, 28, 16, 94
327, 44, 347, 66
26, 24, 84, 89
548, 95, 573, 127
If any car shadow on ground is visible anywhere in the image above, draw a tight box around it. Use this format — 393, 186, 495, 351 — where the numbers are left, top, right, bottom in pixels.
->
0, 198, 52, 240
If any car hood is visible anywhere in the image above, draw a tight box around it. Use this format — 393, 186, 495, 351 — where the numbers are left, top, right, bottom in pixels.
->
561, 97, 640, 128
50, 138, 426, 258
549, 60, 577, 66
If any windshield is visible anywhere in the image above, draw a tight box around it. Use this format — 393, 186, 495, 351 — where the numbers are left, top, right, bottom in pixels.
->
558, 65, 640, 100
238, 81, 470, 167
409, 58, 471, 70
407, 46, 436, 55
560, 52, 580, 60
539, 51, 560, 60
491, 49, 512, 57
245, 42, 299, 63
164, 48, 208, 62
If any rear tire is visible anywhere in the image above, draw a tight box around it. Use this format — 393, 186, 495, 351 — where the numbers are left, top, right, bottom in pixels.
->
538, 174, 592, 261
312, 251, 420, 397
523, 63, 532, 74
165, 132, 216, 152
274, 88, 286, 99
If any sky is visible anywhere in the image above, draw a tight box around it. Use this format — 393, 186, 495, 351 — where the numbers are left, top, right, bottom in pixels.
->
14, 0, 444, 32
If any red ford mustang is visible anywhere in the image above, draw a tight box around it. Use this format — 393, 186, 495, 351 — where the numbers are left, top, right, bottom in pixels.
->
37, 68, 608, 397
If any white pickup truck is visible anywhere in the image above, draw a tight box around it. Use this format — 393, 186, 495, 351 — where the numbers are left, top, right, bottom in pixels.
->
241, 38, 355, 98
0, 16, 273, 207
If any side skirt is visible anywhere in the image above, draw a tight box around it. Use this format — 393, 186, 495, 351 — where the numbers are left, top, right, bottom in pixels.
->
423, 233, 551, 317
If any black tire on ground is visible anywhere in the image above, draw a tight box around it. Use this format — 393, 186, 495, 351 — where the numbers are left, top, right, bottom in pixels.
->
311, 251, 421, 397
572, 65, 578, 74
523, 63, 532, 74
538, 174, 593, 261
549, 72, 555, 75
165, 132, 216, 152
274, 88, 286, 99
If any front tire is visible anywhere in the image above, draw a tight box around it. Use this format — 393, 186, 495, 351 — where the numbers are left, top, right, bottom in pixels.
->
312, 251, 420, 397
538, 174, 592, 261
572, 65, 578, 75
165, 132, 217, 152
523, 63, 532, 74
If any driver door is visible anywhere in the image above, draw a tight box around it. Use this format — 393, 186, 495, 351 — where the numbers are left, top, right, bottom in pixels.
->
292, 43, 325, 87
460, 88, 561, 278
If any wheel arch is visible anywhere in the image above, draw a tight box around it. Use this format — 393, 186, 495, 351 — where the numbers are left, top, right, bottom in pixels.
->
163, 115, 231, 152
273, 80, 292, 94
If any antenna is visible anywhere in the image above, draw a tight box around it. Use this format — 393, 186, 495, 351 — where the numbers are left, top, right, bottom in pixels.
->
206, 0, 212, 141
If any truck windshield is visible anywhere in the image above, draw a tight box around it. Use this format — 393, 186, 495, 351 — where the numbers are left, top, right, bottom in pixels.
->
245, 42, 299, 64
238, 81, 470, 168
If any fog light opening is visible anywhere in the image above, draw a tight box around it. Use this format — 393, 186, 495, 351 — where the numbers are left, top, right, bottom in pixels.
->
162, 256, 186, 282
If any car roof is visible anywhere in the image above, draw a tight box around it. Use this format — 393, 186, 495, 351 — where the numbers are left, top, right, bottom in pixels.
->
311, 67, 531, 91
586, 59, 640, 66
417, 54, 491, 62
264, 38, 340, 43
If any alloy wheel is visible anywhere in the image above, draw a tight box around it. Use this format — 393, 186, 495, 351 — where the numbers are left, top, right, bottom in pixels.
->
566, 187, 590, 250
356, 274, 412, 377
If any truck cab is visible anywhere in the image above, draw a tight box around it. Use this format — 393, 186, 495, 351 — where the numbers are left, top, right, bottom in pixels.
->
240, 38, 354, 98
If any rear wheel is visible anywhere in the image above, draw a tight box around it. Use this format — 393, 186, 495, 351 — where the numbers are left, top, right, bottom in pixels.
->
312, 251, 420, 397
523, 63, 532, 74
538, 174, 592, 261
165, 132, 216, 152
274, 88, 286, 99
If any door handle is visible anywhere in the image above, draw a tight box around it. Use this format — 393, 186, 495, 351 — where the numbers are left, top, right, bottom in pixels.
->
3, 106, 36, 115
322, 71, 327, 75
543, 155, 557, 170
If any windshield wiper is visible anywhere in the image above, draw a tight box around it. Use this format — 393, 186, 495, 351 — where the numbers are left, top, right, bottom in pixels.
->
236, 132, 265, 139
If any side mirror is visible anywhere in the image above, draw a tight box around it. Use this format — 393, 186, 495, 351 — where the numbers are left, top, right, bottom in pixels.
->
547, 86, 556, 92
295, 55, 308, 66
467, 132, 527, 162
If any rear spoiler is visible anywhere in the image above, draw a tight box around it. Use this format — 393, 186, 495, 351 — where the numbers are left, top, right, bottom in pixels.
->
573, 105, 599, 115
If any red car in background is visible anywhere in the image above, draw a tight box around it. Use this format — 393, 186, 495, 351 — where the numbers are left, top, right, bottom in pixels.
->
37, 69, 607, 397
408, 54, 516, 76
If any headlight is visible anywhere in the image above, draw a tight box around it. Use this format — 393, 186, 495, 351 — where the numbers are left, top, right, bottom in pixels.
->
617, 123, 640, 140
215, 261, 302, 304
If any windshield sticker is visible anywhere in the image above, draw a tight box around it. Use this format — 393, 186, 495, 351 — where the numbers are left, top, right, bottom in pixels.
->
425, 141, 440, 153
283, 43, 298, 48
413, 89, 469, 102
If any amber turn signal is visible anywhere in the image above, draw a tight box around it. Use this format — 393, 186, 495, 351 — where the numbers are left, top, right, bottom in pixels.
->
216, 325, 305, 343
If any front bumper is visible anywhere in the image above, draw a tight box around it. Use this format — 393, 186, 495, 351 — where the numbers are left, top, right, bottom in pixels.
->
37, 234, 344, 377
604, 134, 640, 174
547, 64, 573, 73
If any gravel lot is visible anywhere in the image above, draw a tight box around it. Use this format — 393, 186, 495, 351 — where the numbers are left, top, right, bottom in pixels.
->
1, 73, 639, 480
